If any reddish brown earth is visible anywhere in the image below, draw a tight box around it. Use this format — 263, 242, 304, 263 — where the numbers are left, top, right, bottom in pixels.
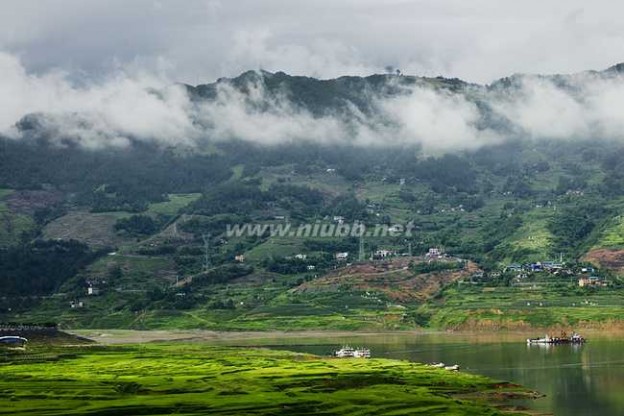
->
293, 257, 481, 302
583, 248, 624, 274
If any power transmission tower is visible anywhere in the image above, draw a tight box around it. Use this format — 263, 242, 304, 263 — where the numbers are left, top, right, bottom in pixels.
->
202, 233, 211, 271
358, 232, 365, 262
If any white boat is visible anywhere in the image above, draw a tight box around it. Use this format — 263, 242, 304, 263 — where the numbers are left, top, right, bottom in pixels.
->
428, 362, 446, 368
444, 364, 460, 371
0, 336, 28, 348
353, 348, 371, 358
527, 332, 585, 345
335, 346, 355, 357
527, 334, 552, 344
334, 346, 370, 358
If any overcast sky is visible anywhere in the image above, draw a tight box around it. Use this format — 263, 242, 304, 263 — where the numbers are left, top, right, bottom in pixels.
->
1, 0, 623, 84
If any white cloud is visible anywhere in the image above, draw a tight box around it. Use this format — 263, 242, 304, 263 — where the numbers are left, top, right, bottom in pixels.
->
227, 29, 375, 79
0, 52, 197, 148
195, 79, 349, 144
2, 0, 624, 84
493, 77, 589, 139
378, 86, 499, 152
4, 49, 624, 153
492, 73, 624, 141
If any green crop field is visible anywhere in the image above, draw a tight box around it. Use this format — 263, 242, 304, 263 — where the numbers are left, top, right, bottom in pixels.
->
147, 193, 201, 216
424, 282, 624, 330
0, 189, 37, 247
595, 214, 624, 249
0, 188, 13, 199
0, 341, 536, 415
0, 212, 36, 247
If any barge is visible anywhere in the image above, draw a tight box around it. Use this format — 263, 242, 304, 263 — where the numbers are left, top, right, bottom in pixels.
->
527, 332, 585, 345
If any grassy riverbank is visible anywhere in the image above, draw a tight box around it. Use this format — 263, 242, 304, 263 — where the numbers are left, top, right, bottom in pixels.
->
423, 284, 624, 331
0, 340, 538, 415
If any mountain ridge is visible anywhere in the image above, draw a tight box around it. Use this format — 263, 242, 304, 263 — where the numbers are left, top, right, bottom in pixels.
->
2, 64, 624, 330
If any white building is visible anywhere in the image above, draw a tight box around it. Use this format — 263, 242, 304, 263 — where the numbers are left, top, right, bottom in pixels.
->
335, 252, 349, 261
426, 248, 443, 258
375, 249, 395, 258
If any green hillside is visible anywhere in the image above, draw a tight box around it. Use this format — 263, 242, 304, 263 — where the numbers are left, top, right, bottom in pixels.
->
2, 69, 624, 330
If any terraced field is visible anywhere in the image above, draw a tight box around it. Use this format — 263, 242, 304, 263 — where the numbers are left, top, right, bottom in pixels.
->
0, 341, 537, 415
425, 283, 624, 330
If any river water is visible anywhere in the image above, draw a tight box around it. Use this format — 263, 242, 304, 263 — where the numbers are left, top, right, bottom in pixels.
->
226, 332, 624, 416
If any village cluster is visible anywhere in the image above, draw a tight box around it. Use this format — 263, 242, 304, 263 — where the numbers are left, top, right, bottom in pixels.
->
505, 262, 608, 287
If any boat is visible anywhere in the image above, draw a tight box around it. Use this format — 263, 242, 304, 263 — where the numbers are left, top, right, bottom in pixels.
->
334, 346, 354, 357
426, 362, 460, 371
0, 336, 28, 347
334, 346, 371, 358
527, 332, 585, 345
353, 348, 371, 358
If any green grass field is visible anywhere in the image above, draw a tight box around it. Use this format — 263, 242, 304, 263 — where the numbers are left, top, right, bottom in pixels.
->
244, 236, 306, 261
0, 211, 36, 247
425, 283, 624, 330
147, 193, 201, 216
0, 342, 536, 415
0, 188, 36, 247
595, 214, 624, 249
0, 188, 13, 199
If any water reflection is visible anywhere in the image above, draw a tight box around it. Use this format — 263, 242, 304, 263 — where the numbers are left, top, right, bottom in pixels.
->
224, 333, 624, 416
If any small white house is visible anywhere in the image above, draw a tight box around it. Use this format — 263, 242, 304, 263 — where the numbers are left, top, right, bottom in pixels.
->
375, 249, 395, 258
335, 252, 349, 261
426, 248, 442, 258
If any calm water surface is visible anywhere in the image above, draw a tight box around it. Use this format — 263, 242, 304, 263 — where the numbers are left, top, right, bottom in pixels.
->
224, 332, 624, 416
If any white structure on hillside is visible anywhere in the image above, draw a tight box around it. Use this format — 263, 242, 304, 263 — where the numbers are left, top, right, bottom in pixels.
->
375, 249, 395, 258
426, 248, 443, 259
335, 252, 349, 261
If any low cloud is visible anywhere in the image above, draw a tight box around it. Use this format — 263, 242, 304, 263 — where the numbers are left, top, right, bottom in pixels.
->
377, 86, 499, 152
492, 72, 624, 141
0, 52, 196, 149
194, 80, 349, 145
3, 51, 624, 153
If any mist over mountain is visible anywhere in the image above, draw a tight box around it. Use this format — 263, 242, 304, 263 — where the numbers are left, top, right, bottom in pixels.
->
3, 58, 624, 333
5, 4, 624, 416
4, 51, 624, 153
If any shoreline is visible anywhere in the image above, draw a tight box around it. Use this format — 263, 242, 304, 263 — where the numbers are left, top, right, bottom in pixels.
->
0, 341, 541, 415
69, 327, 624, 345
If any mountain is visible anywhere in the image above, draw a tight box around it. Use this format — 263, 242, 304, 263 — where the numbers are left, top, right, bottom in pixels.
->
1, 66, 624, 330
